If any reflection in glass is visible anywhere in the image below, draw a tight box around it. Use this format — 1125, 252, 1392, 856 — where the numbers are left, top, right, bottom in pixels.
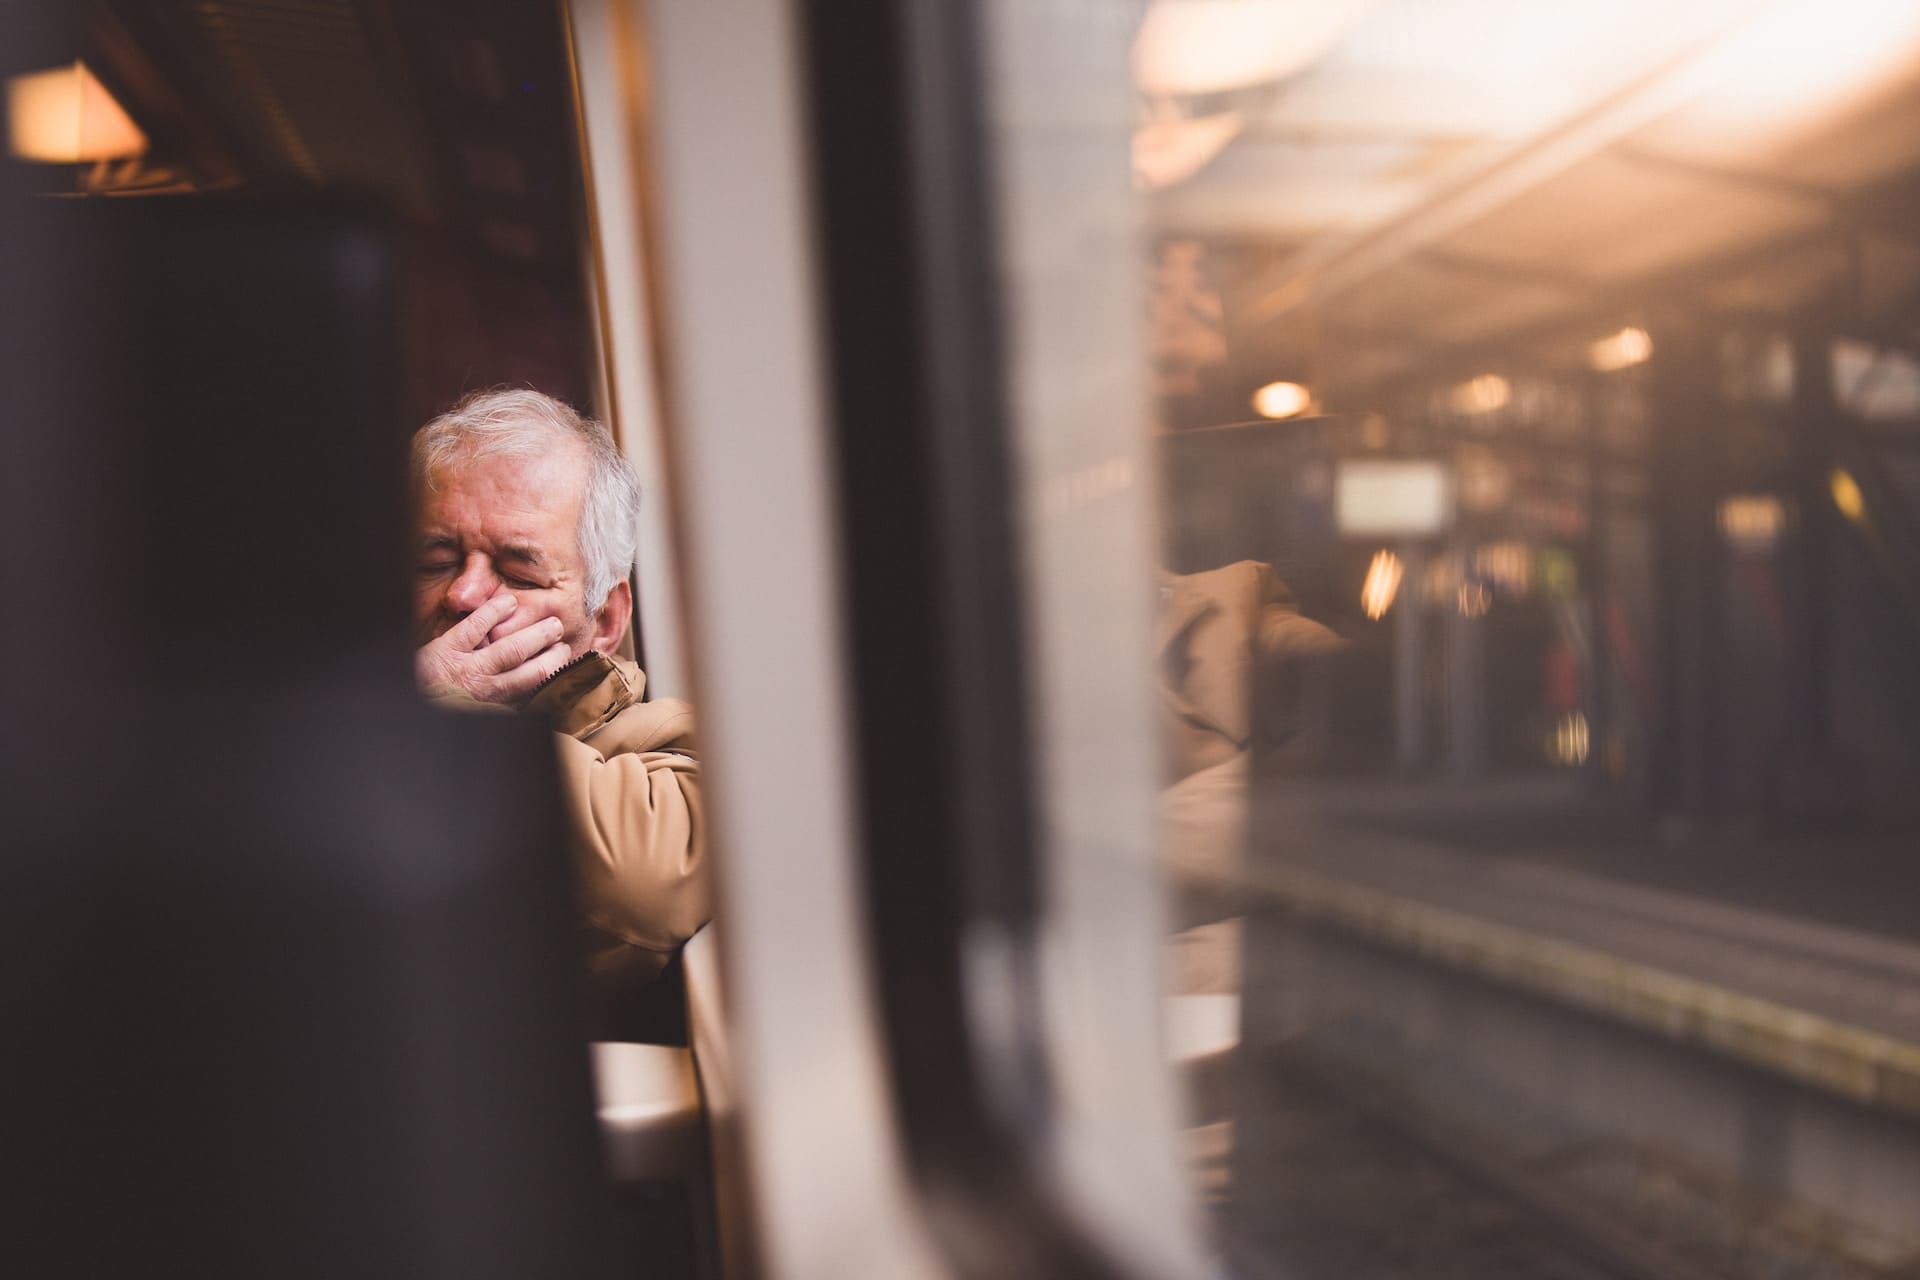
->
1113, 2, 1920, 1275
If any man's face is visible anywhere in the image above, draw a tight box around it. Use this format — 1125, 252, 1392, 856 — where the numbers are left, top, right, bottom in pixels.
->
414, 447, 625, 659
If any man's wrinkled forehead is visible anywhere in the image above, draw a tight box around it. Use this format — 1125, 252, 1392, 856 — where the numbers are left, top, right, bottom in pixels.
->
413, 445, 590, 568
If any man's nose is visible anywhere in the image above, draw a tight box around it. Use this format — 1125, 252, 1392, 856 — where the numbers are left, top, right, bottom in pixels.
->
445, 554, 500, 615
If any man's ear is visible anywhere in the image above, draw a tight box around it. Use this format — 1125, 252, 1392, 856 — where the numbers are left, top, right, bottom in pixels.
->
589, 578, 632, 655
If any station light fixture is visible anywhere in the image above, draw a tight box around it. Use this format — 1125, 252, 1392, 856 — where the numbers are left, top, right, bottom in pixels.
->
1252, 380, 1312, 419
1829, 468, 1867, 523
1448, 374, 1510, 415
1360, 549, 1403, 620
1549, 712, 1591, 766
1456, 581, 1492, 618
1589, 326, 1653, 372
1718, 494, 1786, 550
7, 61, 147, 164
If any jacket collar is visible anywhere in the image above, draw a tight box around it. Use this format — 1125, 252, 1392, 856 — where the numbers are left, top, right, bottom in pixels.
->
524, 650, 646, 737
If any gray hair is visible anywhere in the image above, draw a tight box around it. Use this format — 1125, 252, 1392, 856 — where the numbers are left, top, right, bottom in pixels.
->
412, 388, 641, 614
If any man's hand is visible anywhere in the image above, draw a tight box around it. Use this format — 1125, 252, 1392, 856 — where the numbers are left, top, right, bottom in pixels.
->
415, 590, 572, 707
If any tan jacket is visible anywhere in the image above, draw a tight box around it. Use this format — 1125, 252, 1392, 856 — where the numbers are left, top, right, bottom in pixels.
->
1158, 562, 1341, 994
1157, 559, 1342, 782
432, 652, 710, 987
523, 652, 709, 987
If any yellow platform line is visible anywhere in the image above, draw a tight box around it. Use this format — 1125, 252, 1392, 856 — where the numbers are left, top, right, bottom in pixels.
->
1257, 863, 1920, 1117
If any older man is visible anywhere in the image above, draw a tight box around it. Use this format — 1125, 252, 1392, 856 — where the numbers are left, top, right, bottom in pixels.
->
412, 388, 708, 999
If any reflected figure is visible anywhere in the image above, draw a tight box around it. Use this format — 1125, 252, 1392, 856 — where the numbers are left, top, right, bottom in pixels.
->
1159, 560, 1341, 994
412, 389, 710, 1021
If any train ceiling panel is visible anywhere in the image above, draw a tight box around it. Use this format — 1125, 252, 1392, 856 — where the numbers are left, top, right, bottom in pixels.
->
1153, 135, 1439, 240
1145, 0, 1746, 240
1441, 152, 1829, 285
1146, 0, 1920, 396
1768, 90, 1920, 194
1630, 38, 1920, 189
65, 0, 579, 275
110, 0, 429, 206
1413, 278, 1583, 350
1699, 241, 1855, 323
1318, 257, 1567, 346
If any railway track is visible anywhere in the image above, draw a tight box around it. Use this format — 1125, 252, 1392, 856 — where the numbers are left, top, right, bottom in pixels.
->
1206, 1049, 1736, 1280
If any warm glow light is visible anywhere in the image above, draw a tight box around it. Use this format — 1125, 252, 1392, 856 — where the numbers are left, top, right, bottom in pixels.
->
7, 61, 147, 163
1448, 374, 1511, 416
1361, 549, 1403, 620
1830, 468, 1866, 523
1549, 712, 1591, 766
1252, 380, 1312, 419
1133, 0, 1381, 96
1456, 581, 1491, 618
1718, 494, 1785, 550
1589, 327, 1653, 373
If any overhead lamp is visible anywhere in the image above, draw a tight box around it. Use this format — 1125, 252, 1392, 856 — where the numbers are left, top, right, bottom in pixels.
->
1252, 380, 1312, 419
1718, 494, 1785, 550
1589, 327, 1653, 373
7, 61, 147, 164
1448, 374, 1510, 416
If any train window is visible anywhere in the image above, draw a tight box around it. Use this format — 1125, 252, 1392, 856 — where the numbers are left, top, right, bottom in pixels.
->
1121, 2, 1920, 1280
970, 2, 1920, 1276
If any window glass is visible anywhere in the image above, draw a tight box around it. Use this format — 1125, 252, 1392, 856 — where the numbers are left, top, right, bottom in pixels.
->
987, 2, 1920, 1274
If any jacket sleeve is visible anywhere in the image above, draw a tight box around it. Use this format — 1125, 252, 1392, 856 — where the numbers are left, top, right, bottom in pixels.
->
550, 726, 711, 956
1254, 563, 1344, 662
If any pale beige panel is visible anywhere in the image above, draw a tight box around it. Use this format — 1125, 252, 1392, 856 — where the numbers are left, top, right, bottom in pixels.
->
981, 0, 1214, 1274
631, 0, 951, 1276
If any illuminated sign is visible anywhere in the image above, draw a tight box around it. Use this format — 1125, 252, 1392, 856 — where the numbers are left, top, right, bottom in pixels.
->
1335, 459, 1451, 537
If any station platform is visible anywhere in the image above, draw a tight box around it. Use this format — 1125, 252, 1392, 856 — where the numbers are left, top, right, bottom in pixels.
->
1180, 779, 1920, 1273
1221, 778, 1920, 1116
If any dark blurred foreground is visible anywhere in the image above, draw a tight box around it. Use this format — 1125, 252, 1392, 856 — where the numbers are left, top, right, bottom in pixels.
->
1, 127, 624, 1278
